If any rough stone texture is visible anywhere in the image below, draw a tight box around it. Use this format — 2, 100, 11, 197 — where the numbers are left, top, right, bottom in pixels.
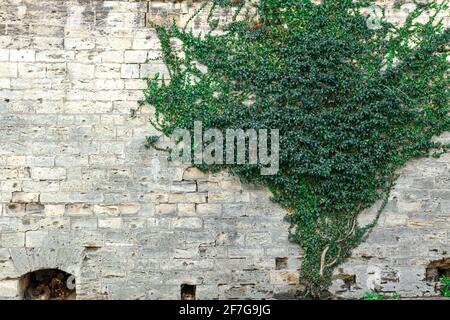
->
0, 0, 302, 300
331, 153, 450, 299
0, 0, 448, 300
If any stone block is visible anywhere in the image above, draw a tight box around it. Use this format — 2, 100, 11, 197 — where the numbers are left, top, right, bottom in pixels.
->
11, 192, 40, 203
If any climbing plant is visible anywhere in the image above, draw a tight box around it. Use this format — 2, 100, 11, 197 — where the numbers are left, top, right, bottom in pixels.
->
136, 0, 450, 297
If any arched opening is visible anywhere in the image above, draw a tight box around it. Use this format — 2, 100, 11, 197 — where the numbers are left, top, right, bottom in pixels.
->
181, 284, 196, 300
426, 258, 450, 282
19, 269, 76, 300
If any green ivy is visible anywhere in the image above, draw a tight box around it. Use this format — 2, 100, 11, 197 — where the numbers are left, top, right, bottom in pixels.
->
136, 0, 450, 298
440, 275, 450, 297
363, 290, 384, 300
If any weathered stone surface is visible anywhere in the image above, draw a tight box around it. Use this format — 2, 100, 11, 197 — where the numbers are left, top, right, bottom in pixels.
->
0, 0, 447, 300
0, 280, 19, 299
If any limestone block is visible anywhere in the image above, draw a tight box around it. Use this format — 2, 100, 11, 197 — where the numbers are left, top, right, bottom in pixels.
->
11, 192, 40, 203
0, 280, 19, 298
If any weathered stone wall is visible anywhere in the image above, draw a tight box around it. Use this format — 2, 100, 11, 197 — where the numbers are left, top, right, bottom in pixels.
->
0, 0, 302, 300
331, 149, 450, 298
0, 0, 448, 300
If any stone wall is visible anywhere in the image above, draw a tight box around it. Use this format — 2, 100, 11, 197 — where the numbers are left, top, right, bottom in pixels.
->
0, 0, 448, 299
0, 0, 302, 300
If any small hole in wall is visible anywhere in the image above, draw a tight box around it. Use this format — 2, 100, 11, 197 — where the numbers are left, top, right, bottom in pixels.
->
426, 258, 450, 282
19, 269, 76, 300
275, 257, 288, 270
181, 284, 196, 300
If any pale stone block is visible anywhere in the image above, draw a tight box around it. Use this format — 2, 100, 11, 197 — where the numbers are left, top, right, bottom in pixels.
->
5, 203, 26, 216
67, 63, 95, 79
18, 63, 46, 78
44, 204, 65, 216
208, 192, 235, 203
0, 49, 9, 61
64, 38, 95, 50
0, 78, 10, 89
196, 204, 222, 216
269, 271, 299, 285
173, 217, 203, 230
124, 50, 148, 63
36, 50, 75, 62
66, 204, 93, 216
384, 214, 409, 227
25, 230, 48, 247
9, 49, 35, 62
183, 167, 208, 180
99, 218, 122, 229
1, 232, 25, 247
177, 203, 196, 216
25, 203, 45, 214
0, 63, 18, 77
119, 204, 140, 215
101, 51, 124, 63
168, 193, 185, 203
31, 167, 66, 180
120, 64, 140, 78
170, 182, 197, 193
11, 192, 40, 203
156, 204, 177, 216
95, 63, 121, 78
0, 280, 19, 298
132, 38, 160, 50
185, 193, 207, 204
140, 63, 169, 78
0, 168, 18, 179
124, 79, 146, 89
